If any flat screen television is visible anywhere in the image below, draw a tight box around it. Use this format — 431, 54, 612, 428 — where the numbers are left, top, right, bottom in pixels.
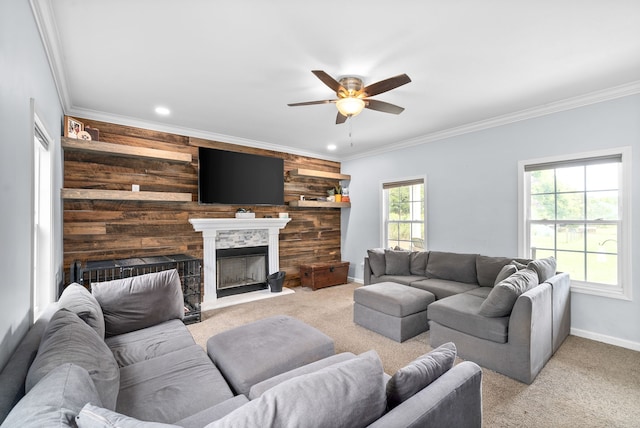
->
198, 147, 284, 205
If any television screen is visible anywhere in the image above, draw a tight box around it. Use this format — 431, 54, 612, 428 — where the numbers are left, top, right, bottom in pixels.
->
198, 148, 284, 205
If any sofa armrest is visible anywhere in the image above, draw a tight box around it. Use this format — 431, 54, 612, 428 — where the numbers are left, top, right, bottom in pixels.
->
368, 361, 482, 428
364, 257, 373, 285
545, 272, 571, 353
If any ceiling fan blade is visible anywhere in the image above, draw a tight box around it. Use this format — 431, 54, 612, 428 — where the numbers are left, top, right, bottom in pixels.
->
312, 70, 344, 93
336, 112, 348, 124
363, 74, 411, 97
288, 99, 336, 107
365, 99, 405, 114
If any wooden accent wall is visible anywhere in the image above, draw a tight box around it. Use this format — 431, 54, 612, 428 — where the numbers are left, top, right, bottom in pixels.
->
63, 119, 345, 291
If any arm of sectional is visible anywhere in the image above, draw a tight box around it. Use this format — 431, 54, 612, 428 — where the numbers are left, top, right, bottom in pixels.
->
364, 257, 372, 285
545, 272, 571, 353
368, 361, 482, 428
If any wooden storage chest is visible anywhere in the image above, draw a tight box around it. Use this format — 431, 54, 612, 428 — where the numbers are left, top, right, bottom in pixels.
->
300, 261, 350, 290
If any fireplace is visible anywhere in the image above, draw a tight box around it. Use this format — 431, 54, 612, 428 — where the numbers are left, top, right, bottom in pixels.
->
216, 246, 268, 297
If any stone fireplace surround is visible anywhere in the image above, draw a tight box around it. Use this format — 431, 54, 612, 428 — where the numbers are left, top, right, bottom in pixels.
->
190, 218, 292, 311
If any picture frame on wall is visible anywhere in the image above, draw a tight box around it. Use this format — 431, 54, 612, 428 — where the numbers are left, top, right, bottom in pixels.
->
64, 116, 84, 138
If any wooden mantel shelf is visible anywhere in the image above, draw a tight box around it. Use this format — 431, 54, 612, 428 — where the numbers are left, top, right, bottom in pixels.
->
62, 137, 192, 163
61, 188, 192, 202
288, 168, 350, 181
288, 200, 351, 208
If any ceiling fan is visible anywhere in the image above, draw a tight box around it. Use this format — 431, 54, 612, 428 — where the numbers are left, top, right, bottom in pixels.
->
288, 70, 411, 124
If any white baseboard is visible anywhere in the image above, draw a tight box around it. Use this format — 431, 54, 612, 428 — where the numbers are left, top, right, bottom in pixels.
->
349, 276, 364, 284
571, 327, 640, 352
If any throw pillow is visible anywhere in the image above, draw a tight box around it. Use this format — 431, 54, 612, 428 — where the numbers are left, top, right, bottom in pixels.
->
58, 282, 105, 339
92, 269, 184, 336
527, 256, 557, 283
76, 403, 181, 428
385, 249, 411, 275
511, 260, 528, 270
2, 363, 102, 428
367, 248, 386, 277
494, 264, 518, 286
410, 251, 429, 276
386, 342, 457, 409
26, 309, 120, 410
207, 350, 386, 428
479, 268, 539, 317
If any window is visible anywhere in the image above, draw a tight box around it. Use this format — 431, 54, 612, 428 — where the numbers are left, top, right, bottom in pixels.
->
519, 148, 631, 300
32, 112, 54, 318
382, 177, 425, 251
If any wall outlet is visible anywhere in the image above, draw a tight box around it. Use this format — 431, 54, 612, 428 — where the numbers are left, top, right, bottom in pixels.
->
132, 184, 140, 192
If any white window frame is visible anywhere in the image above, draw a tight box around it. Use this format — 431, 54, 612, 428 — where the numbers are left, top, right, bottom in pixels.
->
518, 147, 632, 301
380, 175, 427, 251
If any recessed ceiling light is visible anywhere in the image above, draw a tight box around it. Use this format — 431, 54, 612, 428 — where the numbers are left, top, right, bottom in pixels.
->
327, 144, 337, 151
155, 106, 170, 116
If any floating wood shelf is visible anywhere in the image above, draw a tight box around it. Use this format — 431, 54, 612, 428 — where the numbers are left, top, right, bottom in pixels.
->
61, 188, 192, 202
288, 168, 350, 181
288, 200, 351, 208
62, 137, 192, 163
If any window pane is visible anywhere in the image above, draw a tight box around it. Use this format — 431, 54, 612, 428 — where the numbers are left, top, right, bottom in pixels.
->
399, 223, 410, 240
587, 224, 617, 253
532, 248, 555, 260
531, 224, 554, 250
557, 224, 584, 251
556, 166, 584, 192
586, 253, 617, 285
556, 250, 585, 281
388, 223, 398, 240
557, 193, 584, 220
586, 191, 618, 220
531, 194, 555, 220
586, 163, 618, 191
531, 169, 555, 194
411, 201, 422, 221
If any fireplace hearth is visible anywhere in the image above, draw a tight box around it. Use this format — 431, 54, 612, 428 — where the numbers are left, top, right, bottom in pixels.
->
216, 246, 268, 297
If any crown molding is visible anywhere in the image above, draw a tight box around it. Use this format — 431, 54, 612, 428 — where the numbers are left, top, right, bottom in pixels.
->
30, 0, 71, 110
342, 80, 640, 161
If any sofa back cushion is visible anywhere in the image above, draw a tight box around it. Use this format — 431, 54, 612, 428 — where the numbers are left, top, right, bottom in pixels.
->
206, 350, 386, 428
25, 309, 120, 410
58, 283, 105, 339
527, 256, 557, 283
426, 251, 478, 284
479, 268, 540, 317
367, 248, 387, 277
384, 249, 411, 275
386, 342, 457, 409
92, 269, 184, 336
410, 251, 429, 276
2, 363, 102, 428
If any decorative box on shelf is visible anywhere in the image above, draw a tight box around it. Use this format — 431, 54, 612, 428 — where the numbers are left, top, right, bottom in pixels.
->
235, 212, 255, 219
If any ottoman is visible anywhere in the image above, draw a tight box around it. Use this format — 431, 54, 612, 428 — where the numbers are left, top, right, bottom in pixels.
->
206, 315, 335, 396
354, 282, 435, 342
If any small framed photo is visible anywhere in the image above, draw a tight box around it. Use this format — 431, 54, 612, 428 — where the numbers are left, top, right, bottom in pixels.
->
64, 116, 84, 138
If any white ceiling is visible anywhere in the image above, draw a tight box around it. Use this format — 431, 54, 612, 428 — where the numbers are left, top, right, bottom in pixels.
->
33, 0, 640, 160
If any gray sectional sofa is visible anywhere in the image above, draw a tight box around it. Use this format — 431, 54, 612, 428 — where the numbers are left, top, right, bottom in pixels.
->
1, 269, 483, 427
364, 249, 571, 384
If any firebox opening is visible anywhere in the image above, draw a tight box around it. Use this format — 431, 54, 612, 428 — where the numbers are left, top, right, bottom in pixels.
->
216, 246, 268, 297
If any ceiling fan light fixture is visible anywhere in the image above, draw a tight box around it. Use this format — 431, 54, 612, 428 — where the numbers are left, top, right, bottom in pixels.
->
336, 97, 365, 117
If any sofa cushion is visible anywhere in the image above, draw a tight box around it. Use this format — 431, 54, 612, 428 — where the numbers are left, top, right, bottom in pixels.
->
206, 350, 386, 428
2, 363, 102, 428
410, 251, 429, 275
26, 309, 120, 410
410, 278, 478, 300
494, 264, 518, 285
371, 274, 428, 286
117, 345, 233, 424
92, 269, 184, 336
58, 283, 105, 339
426, 251, 478, 284
175, 396, 250, 428
105, 319, 195, 367
479, 268, 540, 317
475, 255, 514, 287
386, 342, 457, 409
428, 293, 510, 343
465, 286, 493, 298
367, 248, 386, 277
528, 256, 557, 283
76, 403, 181, 428
385, 249, 411, 275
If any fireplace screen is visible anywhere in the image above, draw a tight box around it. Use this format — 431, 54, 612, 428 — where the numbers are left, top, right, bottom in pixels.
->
216, 246, 268, 297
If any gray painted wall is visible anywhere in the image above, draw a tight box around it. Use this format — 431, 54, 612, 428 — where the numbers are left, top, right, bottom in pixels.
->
0, 0, 63, 369
342, 94, 640, 349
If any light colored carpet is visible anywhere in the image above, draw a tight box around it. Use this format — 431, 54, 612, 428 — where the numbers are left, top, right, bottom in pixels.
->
188, 283, 640, 427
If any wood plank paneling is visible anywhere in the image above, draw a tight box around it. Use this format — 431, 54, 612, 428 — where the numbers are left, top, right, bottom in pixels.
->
63, 118, 346, 291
